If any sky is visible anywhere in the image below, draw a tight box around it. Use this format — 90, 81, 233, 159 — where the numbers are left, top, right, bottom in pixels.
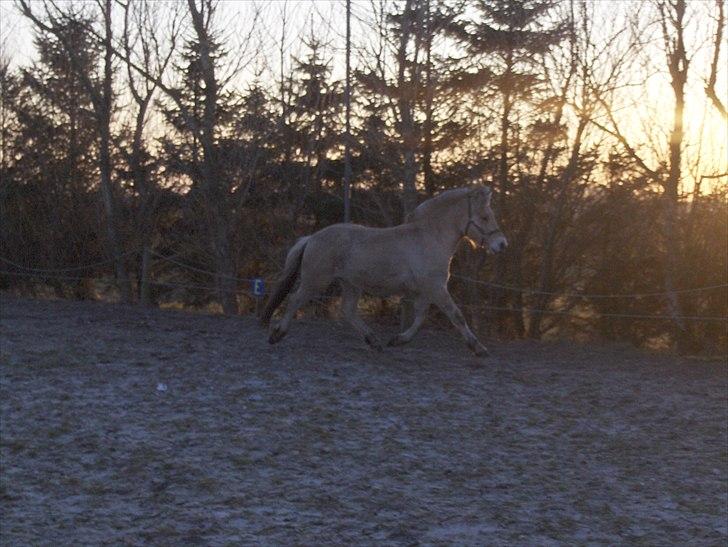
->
1, 0, 726, 193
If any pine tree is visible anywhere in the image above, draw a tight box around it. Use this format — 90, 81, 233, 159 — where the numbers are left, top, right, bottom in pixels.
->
1, 21, 101, 298
158, 0, 240, 313
446, 0, 567, 336
286, 37, 344, 230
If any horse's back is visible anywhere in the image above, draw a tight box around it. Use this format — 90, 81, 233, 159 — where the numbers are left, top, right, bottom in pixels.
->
309, 222, 414, 254
301, 222, 430, 295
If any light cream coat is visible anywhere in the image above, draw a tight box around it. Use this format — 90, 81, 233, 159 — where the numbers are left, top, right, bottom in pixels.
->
261, 185, 507, 355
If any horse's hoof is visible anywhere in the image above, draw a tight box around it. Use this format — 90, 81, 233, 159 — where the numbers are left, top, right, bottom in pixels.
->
387, 335, 404, 347
365, 334, 384, 352
268, 326, 285, 345
472, 344, 490, 357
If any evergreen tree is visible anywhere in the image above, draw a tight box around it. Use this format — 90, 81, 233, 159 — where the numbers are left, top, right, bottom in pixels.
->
1, 22, 101, 298
446, 0, 567, 335
158, 0, 240, 313
356, 1, 473, 208
286, 37, 344, 229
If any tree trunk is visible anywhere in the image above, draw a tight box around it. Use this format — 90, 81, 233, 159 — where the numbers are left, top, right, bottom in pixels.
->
133, 111, 152, 305
706, 0, 726, 118
487, 85, 512, 335
98, 123, 132, 303
662, 0, 697, 352
99, 0, 131, 303
189, 0, 237, 314
396, 0, 418, 329
139, 241, 152, 306
423, 0, 435, 197
343, 0, 352, 222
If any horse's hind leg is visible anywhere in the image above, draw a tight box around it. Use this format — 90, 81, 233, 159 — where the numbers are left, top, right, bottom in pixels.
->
433, 289, 489, 357
340, 283, 382, 351
388, 296, 430, 346
268, 285, 316, 344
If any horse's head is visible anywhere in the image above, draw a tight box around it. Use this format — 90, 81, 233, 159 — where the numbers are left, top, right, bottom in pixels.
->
463, 186, 508, 254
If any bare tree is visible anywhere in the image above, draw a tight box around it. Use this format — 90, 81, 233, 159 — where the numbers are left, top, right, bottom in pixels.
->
658, 0, 694, 350
528, 0, 607, 338
343, 0, 353, 223
79, 0, 259, 314
585, 0, 700, 351
120, 0, 181, 305
395, 0, 420, 219
422, 0, 435, 197
182, 0, 239, 314
19, 0, 132, 302
705, 0, 726, 118
395, 0, 422, 329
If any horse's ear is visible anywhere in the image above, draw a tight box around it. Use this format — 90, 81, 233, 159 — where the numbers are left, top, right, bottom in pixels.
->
475, 185, 492, 205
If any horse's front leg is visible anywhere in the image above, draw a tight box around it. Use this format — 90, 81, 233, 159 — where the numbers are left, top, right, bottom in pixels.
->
433, 289, 489, 357
388, 296, 430, 346
340, 283, 383, 351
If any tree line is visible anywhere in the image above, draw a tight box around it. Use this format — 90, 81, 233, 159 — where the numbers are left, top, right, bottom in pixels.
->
1, 0, 726, 353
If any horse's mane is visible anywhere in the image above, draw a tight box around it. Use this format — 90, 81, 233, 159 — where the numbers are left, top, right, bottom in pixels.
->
405, 186, 472, 223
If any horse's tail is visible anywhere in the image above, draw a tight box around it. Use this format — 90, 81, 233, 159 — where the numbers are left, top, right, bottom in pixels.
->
260, 237, 309, 326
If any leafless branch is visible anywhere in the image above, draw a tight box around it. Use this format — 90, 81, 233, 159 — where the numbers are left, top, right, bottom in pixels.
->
705, 0, 727, 118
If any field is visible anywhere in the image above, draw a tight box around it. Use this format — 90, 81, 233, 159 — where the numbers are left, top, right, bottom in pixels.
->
1, 295, 726, 545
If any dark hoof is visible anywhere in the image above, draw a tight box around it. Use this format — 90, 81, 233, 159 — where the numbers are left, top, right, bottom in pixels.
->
365, 334, 384, 352
387, 335, 404, 347
470, 342, 490, 357
268, 326, 285, 345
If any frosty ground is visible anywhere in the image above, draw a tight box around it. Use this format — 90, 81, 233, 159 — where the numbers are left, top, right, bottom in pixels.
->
0, 295, 726, 545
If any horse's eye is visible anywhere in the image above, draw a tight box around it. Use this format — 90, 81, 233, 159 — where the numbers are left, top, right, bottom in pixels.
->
482, 216, 489, 222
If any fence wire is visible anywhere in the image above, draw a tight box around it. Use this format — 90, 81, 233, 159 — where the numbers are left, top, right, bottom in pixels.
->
2, 255, 727, 323
451, 274, 728, 298
0, 252, 137, 273
459, 302, 728, 323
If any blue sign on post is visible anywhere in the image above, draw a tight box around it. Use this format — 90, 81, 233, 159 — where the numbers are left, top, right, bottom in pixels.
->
252, 278, 265, 297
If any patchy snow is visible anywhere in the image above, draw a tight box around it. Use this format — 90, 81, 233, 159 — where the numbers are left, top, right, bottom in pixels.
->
1, 295, 726, 544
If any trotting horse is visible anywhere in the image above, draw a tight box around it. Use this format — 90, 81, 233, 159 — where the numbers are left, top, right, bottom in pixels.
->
260, 185, 508, 356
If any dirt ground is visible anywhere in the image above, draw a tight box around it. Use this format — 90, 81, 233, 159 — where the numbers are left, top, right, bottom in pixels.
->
0, 295, 726, 545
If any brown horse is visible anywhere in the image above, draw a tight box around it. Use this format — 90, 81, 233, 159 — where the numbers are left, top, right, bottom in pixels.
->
261, 185, 507, 355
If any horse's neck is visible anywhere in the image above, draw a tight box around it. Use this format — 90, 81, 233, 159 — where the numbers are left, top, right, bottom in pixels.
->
419, 201, 465, 257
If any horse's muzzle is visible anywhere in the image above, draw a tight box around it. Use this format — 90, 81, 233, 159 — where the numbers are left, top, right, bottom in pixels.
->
488, 235, 508, 254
